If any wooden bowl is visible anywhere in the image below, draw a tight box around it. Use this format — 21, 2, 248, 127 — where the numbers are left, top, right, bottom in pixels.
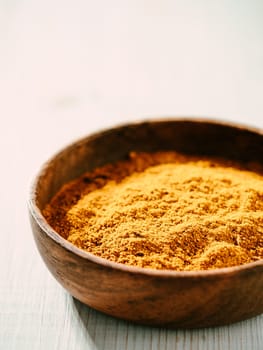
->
28, 118, 263, 328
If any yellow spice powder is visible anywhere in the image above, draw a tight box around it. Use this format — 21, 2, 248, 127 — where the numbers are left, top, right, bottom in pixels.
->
43, 151, 263, 271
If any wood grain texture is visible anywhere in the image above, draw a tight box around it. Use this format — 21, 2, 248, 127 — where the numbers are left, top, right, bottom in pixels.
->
1, 0, 263, 348
1, 267, 263, 350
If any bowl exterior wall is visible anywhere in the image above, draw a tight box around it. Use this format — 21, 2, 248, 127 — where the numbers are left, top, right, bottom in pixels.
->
29, 211, 263, 328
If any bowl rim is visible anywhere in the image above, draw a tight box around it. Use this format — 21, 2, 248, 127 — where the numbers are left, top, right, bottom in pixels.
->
28, 117, 263, 278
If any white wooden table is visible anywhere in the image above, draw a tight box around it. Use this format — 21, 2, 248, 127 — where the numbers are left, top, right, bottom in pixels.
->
0, 1, 263, 349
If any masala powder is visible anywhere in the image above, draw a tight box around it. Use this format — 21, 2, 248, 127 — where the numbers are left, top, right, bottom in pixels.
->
43, 151, 263, 271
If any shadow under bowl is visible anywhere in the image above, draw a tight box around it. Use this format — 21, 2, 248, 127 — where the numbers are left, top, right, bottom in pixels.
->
28, 118, 263, 328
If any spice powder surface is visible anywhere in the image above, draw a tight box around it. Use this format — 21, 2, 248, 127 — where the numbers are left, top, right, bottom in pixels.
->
43, 151, 263, 271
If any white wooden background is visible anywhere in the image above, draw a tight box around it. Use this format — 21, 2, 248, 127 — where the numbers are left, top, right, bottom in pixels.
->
0, 0, 263, 349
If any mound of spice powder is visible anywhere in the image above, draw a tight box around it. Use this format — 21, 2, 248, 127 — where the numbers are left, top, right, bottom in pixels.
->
43, 151, 263, 271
